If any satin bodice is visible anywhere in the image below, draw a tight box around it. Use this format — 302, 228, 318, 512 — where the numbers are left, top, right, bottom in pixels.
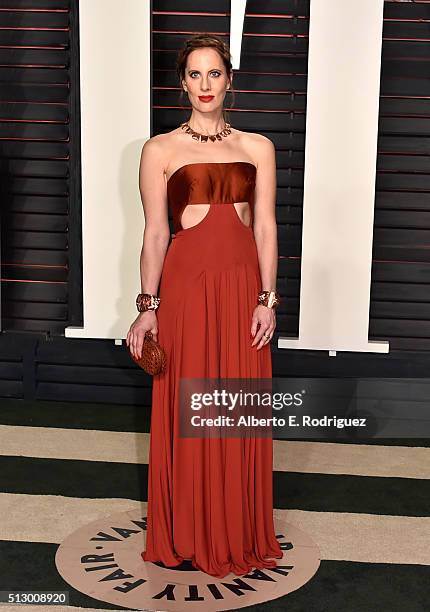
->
166, 161, 256, 233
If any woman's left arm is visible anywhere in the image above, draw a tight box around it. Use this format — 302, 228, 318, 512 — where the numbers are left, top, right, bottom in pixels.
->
250, 135, 279, 350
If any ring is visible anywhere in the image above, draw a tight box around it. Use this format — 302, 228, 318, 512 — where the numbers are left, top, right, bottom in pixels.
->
263, 333, 270, 338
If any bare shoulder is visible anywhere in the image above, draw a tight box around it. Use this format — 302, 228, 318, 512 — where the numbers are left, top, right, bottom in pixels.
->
140, 128, 185, 171
139, 131, 176, 173
234, 129, 275, 168
242, 130, 275, 153
140, 132, 170, 157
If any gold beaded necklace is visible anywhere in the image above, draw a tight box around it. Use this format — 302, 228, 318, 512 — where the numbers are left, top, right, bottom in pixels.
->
180, 121, 232, 143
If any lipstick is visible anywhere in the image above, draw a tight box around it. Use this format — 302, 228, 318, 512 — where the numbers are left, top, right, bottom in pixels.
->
198, 95, 214, 102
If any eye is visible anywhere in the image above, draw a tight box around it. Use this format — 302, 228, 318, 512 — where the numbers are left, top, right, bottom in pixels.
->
189, 71, 222, 78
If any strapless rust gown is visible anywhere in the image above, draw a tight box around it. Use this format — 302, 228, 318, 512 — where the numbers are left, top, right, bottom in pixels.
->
141, 161, 282, 578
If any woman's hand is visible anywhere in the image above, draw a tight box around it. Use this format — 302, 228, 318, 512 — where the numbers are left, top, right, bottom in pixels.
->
251, 304, 276, 350
126, 310, 158, 359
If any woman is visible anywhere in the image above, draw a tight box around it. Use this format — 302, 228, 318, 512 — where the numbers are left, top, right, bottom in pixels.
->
126, 33, 282, 578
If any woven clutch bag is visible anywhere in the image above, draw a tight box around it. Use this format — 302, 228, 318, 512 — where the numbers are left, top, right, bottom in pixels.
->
129, 330, 166, 376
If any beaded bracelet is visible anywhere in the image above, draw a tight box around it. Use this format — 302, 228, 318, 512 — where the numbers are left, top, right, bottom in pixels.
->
136, 293, 160, 312
257, 290, 281, 309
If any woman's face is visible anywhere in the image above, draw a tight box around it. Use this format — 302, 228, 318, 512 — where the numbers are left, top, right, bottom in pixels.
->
182, 47, 231, 113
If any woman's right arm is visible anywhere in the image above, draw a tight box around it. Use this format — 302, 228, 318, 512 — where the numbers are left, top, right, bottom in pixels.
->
126, 136, 171, 359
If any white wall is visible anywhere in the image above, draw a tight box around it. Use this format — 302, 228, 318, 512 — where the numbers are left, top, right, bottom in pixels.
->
66, 0, 150, 339
278, 0, 389, 354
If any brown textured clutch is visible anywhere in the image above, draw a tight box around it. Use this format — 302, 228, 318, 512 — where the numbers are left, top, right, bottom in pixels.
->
129, 331, 166, 376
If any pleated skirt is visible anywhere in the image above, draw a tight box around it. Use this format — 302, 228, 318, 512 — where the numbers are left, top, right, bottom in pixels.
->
141, 203, 282, 578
